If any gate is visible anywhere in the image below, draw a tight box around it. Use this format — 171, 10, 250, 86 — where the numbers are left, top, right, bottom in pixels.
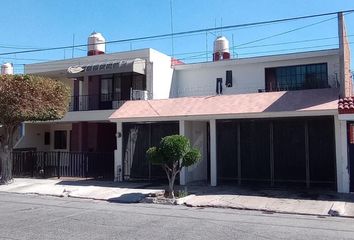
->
122, 122, 179, 181
12, 151, 114, 180
216, 117, 336, 189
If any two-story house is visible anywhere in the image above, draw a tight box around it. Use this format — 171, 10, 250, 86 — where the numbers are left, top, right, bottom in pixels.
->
15, 13, 353, 193
109, 13, 352, 193
15, 33, 173, 179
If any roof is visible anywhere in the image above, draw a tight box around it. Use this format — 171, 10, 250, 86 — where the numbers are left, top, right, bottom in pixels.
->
109, 88, 339, 121
338, 97, 354, 114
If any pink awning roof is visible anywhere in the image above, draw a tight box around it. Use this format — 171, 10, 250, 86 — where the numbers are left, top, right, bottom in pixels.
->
109, 88, 339, 121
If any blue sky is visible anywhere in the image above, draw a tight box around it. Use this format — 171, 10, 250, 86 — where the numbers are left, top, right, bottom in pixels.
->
0, 0, 353, 73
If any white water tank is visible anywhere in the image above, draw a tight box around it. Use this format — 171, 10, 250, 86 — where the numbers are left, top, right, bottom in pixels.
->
87, 32, 105, 56
213, 36, 230, 61
1, 63, 14, 75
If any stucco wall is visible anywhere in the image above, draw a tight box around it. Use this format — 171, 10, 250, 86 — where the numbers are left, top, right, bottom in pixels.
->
14, 123, 72, 152
149, 49, 174, 99
173, 51, 340, 97
184, 121, 208, 183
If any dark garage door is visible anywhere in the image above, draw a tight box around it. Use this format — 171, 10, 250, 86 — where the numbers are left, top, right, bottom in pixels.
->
122, 122, 179, 180
216, 117, 336, 189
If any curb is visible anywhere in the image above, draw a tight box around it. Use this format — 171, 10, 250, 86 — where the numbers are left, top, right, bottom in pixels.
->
181, 200, 354, 219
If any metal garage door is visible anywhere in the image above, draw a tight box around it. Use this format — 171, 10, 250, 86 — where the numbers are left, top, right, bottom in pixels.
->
122, 122, 179, 180
216, 117, 336, 189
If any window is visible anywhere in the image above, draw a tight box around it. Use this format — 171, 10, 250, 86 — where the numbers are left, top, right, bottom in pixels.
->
44, 132, 50, 145
265, 63, 328, 92
54, 131, 67, 150
100, 75, 113, 102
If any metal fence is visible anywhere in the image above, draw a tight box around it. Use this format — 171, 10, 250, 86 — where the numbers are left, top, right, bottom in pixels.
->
12, 151, 114, 179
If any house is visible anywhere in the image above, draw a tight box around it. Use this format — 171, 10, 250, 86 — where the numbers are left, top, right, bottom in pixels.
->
15, 13, 352, 193
16, 33, 174, 179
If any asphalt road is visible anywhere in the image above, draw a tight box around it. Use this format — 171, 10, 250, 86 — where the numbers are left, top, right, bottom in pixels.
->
0, 192, 353, 240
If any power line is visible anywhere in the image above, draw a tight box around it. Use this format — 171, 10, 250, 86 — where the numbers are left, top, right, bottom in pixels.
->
0, 10, 353, 57
179, 14, 341, 61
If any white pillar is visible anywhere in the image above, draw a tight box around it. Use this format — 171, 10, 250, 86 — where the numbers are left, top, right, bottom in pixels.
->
114, 122, 123, 182
334, 117, 350, 193
179, 120, 187, 185
210, 119, 217, 186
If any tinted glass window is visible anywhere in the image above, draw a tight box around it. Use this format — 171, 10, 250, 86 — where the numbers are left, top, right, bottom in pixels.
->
265, 63, 328, 91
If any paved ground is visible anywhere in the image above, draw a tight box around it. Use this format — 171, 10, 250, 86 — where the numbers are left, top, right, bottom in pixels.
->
177, 186, 354, 218
0, 192, 353, 240
0, 178, 164, 202
2, 178, 354, 217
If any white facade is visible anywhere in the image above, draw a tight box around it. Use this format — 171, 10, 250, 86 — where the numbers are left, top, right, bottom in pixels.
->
20, 46, 351, 193
172, 49, 339, 97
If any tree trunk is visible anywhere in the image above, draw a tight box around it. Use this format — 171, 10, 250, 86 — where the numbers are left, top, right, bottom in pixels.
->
168, 172, 176, 199
0, 125, 15, 184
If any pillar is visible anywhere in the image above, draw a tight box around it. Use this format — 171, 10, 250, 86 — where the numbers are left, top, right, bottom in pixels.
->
114, 122, 123, 182
334, 117, 350, 193
179, 120, 187, 185
210, 119, 217, 186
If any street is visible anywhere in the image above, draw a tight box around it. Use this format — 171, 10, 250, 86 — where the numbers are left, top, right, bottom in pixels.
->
0, 192, 353, 240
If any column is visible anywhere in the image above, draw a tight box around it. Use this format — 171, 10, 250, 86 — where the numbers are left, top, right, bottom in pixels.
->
114, 122, 123, 182
179, 120, 187, 185
210, 119, 217, 186
334, 117, 350, 193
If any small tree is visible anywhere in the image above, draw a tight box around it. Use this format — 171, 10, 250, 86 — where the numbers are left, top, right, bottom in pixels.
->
147, 135, 201, 199
0, 74, 70, 184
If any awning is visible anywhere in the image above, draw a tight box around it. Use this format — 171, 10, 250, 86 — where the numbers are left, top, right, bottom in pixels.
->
109, 88, 339, 122
67, 58, 146, 76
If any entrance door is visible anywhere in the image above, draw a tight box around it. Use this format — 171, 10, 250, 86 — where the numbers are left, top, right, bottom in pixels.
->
348, 122, 354, 192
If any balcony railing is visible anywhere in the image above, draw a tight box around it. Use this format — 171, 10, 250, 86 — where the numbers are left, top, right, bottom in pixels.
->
69, 90, 150, 111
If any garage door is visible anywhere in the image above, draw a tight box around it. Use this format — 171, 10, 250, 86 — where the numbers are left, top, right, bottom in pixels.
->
216, 117, 336, 189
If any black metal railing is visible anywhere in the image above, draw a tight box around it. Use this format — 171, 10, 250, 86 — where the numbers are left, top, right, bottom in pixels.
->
12, 151, 114, 179
69, 90, 151, 111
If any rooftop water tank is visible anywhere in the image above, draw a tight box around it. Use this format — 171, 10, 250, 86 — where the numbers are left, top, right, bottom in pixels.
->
1, 63, 14, 75
213, 36, 230, 61
87, 32, 105, 56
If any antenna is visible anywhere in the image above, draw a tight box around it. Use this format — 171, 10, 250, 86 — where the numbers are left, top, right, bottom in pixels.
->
169, 0, 175, 62
221, 17, 223, 36
72, 34, 75, 58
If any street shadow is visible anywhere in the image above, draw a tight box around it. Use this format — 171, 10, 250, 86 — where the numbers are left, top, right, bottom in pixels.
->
108, 193, 146, 203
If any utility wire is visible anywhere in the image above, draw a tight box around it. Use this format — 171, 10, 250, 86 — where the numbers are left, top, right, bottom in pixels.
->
0, 10, 353, 56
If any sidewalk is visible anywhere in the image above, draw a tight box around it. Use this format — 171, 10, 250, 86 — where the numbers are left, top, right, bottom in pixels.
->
176, 186, 354, 218
0, 178, 164, 203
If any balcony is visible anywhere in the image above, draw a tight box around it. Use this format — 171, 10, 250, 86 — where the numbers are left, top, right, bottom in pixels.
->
69, 90, 150, 112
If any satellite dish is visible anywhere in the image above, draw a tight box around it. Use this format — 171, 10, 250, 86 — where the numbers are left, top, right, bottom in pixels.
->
67, 66, 84, 74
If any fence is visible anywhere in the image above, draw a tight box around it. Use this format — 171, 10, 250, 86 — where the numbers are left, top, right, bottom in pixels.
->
12, 151, 114, 179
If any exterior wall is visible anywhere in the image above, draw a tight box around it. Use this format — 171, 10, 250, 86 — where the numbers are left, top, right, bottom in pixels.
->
14, 123, 51, 151
14, 123, 72, 152
183, 121, 208, 184
149, 49, 174, 99
338, 12, 352, 97
173, 50, 339, 97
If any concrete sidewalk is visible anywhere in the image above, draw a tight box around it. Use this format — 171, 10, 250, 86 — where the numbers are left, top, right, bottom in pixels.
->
176, 186, 354, 218
0, 178, 164, 203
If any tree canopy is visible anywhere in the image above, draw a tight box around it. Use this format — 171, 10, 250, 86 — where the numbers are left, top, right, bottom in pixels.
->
0, 74, 70, 126
0, 74, 71, 183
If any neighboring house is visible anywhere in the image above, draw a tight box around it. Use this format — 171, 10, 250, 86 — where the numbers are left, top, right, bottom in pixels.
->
17, 33, 174, 179
17, 13, 353, 193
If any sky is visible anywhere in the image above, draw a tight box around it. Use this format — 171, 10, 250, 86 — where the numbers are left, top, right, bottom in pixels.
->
0, 0, 353, 73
